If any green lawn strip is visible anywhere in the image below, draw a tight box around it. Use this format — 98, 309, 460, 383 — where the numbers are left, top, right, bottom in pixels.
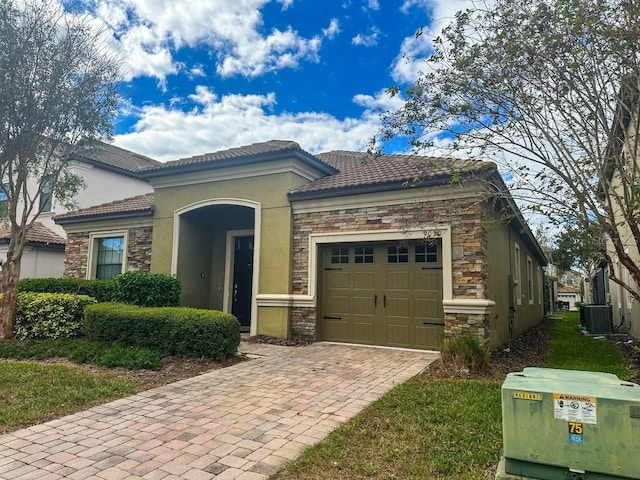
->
546, 312, 631, 380
0, 360, 139, 433
272, 378, 502, 480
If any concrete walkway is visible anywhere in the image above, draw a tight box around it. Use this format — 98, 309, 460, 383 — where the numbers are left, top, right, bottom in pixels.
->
0, 342, 437, 480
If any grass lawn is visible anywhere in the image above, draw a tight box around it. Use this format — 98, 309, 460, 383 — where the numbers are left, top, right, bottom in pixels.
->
0, 361, 139, 434
545, 311, 630, 379
271, 312, 631, 479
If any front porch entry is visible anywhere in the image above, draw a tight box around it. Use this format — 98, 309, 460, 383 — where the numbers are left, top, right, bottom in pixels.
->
172, 198, 261, 335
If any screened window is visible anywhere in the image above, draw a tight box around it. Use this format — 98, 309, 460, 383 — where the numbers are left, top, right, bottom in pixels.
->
527, 257, 534, 304
95, 237, 124, 280
514, 243, 522, 305
387, 246, 409, 263
39, 182, 52, 213
331, 247, 349, 264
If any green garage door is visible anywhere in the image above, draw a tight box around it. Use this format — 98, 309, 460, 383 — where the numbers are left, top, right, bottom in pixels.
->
320, 240, 444, 350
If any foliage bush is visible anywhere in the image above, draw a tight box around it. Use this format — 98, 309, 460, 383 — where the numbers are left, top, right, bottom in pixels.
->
19, 277, 115, 302
0, 337, 161, 370
13, 292, 96, 340
112, 272, 182, 307
84, 303, 240, 359
69, 342, 161, 370
440, 334, 490, 373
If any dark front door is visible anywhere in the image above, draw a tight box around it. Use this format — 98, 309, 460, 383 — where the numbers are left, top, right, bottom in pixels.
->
232, 236, 254, 331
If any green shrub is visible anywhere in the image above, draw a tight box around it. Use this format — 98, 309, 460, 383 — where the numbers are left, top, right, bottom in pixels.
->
13, 293, 96, 340
69, 342, 161, 370
84, 303, 240, 359
441, 334, 489, 373
19, 278, 115, 302
112, 272, 182, 307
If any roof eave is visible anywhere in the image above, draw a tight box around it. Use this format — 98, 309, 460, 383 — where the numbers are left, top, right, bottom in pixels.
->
70, 155, 147, 180
54, 209, 153, 225
0, 238, 65, 249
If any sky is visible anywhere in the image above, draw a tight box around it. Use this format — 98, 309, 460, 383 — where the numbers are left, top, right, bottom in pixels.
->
70, 0, 474, 162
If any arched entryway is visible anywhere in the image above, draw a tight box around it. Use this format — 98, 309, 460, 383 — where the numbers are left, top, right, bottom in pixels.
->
172, 199, 261, 334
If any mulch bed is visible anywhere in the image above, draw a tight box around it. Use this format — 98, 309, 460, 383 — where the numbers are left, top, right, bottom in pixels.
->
422, 316, 554, 381
44, 320, 640, 389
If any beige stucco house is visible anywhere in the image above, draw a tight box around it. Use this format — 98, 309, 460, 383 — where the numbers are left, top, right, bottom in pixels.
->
55, 140, 546, 350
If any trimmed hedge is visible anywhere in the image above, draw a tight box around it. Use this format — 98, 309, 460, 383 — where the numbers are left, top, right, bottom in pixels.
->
19, 278, 115, 302
13, 292, 96, 340
19, 273, 183, 307
112, 272, 182, 307
84, 303, 240, 360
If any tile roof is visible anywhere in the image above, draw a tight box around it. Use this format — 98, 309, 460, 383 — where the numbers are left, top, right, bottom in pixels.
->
72, 140, 161, 174
288, 150, 495, 198
54, 193, 154, 224
141, 140, 336, 174
0, 222, 65, 246
52, 146, 498, 224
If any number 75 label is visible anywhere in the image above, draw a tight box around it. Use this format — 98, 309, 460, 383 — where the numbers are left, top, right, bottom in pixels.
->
568, 422, 584, 443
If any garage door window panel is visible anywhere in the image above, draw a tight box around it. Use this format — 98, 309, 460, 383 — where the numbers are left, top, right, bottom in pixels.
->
388, 246, 409, 263
331, 247, 349, 264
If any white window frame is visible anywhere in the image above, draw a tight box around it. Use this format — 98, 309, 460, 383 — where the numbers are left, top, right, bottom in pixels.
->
527, 256, 534, 304
86, 230, 128, 280
514, 242, 522, 306
537, 266, 542, 305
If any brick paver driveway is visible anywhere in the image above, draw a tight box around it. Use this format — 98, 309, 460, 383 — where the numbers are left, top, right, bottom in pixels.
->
0, 342, 437, 480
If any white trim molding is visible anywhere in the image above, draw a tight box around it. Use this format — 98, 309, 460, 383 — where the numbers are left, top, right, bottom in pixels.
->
172, 198, 262, 336
256, 293, 315, 307
442, 299, 496, 315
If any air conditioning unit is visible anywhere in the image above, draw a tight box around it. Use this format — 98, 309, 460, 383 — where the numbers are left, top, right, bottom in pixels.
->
582, 305, 613, 334
497, 367, 640, 480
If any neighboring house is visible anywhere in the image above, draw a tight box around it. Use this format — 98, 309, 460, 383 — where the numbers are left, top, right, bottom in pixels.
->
55, 140, 546, 350
0, 140, 158, 279
556, 269, 583, 311
557, 286, 581, 311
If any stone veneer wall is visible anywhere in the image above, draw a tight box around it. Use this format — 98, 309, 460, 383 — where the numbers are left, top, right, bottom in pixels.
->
291, 197, 489, 341
63, 226, 153, 278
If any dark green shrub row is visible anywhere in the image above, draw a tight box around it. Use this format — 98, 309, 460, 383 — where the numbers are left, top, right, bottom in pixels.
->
84, 303, 240, 360
19, 272, 182, 307
69, 342, 161, 370
13, 292, 96, 340
112, 272, 181, 307
19, 278, 114, 302
0, 337, 162, 370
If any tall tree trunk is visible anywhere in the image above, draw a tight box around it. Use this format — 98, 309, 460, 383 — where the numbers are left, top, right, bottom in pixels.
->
0, 251, 20, 339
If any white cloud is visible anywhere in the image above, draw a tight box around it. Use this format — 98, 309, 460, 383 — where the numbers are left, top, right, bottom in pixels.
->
323, 19, 340, 39
352, 26, 380, 47
89, 0, 332, 81
113, 88, 382, 161
366, 0, 380, 10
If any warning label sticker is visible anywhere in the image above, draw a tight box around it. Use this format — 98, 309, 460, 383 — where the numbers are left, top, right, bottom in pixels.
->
553, 393, 597, 424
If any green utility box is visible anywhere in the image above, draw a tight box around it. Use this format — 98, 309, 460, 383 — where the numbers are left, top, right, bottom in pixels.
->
501, 367, 640, 479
